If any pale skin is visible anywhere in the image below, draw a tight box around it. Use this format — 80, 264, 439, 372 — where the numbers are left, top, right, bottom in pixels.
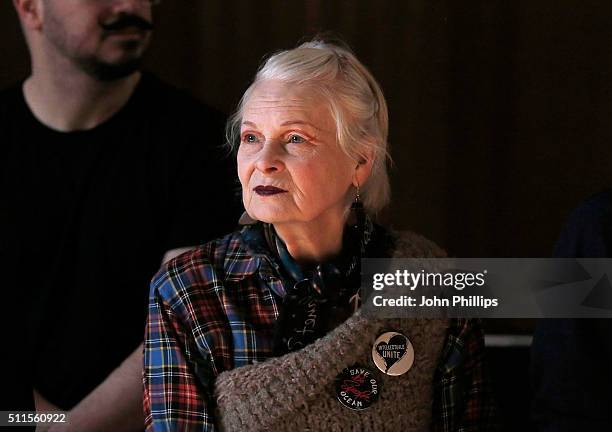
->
11, 1, 182, 431
238, 79, 373, 264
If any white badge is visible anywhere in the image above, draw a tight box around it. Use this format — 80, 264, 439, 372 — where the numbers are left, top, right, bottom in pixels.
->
372, 332, 415, 376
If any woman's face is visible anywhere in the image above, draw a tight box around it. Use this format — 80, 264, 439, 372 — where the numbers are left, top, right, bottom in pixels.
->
237, 80, 356, 230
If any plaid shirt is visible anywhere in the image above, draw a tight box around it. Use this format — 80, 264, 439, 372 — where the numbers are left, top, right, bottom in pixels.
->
144, 227, 497, 431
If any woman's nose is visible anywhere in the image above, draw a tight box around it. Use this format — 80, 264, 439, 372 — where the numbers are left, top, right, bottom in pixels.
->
254, 142, 285, 175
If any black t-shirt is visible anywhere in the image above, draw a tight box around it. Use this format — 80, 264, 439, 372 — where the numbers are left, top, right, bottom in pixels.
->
0, 73, 241, 409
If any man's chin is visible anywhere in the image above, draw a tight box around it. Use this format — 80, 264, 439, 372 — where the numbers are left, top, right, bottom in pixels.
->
77, 57, 143, 82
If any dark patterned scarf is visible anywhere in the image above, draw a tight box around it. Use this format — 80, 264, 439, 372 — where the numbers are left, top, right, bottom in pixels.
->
254, 218, 393, 356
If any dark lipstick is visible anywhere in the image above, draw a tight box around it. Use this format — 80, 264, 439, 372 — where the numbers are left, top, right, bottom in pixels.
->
254, 185, 287, 196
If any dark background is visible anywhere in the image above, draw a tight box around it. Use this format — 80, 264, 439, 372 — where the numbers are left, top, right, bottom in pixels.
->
2, 1, 611, 430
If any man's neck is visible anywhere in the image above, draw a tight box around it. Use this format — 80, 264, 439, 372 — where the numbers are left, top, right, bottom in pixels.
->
22, 68, 141, 132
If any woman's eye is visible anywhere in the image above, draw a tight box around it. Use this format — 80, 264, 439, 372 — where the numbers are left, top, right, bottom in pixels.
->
288, 134, 306, 144
242, 134, 258, 143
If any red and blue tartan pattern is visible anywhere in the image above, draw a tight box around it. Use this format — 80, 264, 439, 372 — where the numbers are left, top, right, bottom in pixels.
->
144, 230, 496, 431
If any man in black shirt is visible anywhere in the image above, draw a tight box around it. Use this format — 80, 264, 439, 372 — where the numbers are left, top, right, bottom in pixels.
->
2, 1, 239, 430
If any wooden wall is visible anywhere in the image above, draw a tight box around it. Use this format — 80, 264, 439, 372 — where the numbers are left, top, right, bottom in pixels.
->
3, 1, 611, 259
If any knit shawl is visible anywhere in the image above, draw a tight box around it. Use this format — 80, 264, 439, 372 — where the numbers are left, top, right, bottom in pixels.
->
214, 231, 450, 432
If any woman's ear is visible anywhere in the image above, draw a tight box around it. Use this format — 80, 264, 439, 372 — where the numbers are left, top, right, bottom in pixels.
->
353, 149, 374, 188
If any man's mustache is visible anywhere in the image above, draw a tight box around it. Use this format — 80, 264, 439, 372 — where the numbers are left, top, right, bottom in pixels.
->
101, 15, 154, 32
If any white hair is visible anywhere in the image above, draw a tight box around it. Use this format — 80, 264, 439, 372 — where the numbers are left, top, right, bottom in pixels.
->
227, 38, 391, 213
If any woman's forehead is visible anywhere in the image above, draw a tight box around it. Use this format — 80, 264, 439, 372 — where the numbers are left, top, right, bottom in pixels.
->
242, 80, 331, 124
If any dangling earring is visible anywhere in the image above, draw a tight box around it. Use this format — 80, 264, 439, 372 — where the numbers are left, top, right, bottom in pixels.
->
348, 182, 365, 235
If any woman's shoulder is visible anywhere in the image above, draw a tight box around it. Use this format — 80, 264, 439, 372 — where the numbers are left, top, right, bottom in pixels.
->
151, 230, 252, 300
388, 229, 447, 258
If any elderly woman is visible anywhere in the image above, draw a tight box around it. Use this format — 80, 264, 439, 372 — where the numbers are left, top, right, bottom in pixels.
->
144, 39, 496, 431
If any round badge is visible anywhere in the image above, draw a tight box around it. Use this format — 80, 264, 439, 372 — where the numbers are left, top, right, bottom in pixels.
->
372, 332, 414, 376
335, 366, 380, 410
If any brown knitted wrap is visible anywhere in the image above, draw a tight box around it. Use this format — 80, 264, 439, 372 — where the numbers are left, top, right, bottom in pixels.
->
214, 231, 449, 431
